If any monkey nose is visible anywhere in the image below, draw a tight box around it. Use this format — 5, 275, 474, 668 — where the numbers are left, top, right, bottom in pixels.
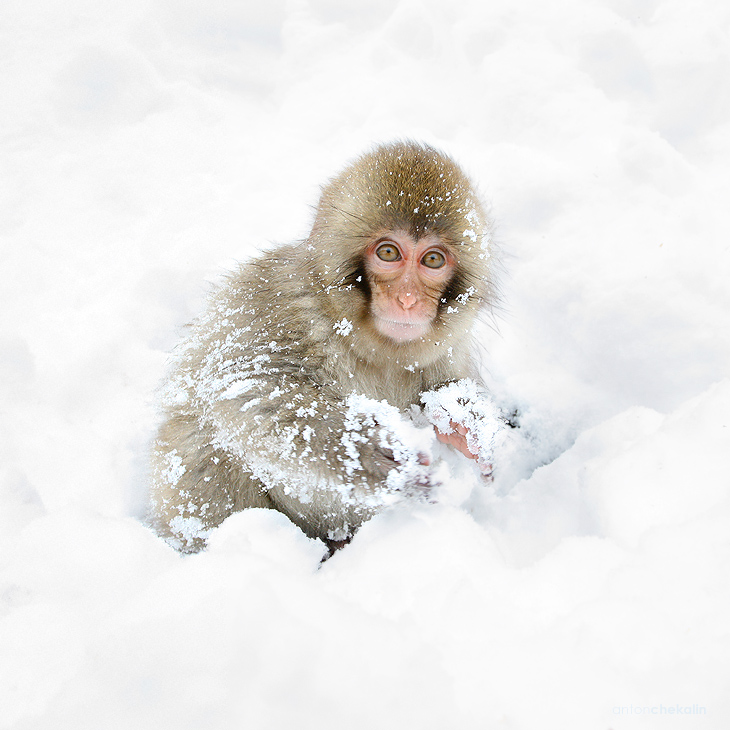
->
398, 292, 417, 309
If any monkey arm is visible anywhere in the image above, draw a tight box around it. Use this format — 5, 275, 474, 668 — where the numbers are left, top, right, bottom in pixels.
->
160, 329, 437, 544
209, 377, 434, 515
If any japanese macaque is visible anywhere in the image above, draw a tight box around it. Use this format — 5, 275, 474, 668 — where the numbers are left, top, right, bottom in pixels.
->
149, 140, 502, 553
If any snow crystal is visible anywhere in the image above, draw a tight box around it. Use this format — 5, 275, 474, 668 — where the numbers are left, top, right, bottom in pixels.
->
239, 397, 261, 413
219, 378, 259, 400
462, 206, 481, 244
455, 286, 476, 305
168, 514, 212, 549
161, 449, 186, 486
295, 402, 319, 418
421, 379, 503, 468
333, 317, 353, 336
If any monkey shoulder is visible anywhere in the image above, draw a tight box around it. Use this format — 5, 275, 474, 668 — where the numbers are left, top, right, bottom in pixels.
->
180, 250, 333, 383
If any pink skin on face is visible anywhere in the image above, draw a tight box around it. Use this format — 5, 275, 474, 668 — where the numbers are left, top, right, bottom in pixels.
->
365, 233, 455, 343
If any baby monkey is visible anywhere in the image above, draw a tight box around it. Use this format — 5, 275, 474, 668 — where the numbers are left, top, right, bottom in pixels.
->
149, 140, 501, 553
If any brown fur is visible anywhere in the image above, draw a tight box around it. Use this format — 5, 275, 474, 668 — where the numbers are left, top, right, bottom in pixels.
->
148, 141, 497, 552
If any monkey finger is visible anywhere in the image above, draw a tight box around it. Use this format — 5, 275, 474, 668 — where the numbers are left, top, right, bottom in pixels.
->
436, 429, 478, 461
479, 462, 494, 482
434, 429, 457, 447
411, 468, 438, 500
434, 420, 468, 436
452, 421, 469, 436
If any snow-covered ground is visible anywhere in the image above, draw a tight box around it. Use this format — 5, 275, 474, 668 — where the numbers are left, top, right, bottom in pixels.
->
2, 0, 730, 727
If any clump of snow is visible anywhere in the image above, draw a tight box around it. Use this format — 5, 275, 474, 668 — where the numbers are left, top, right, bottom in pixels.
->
159, 449, 186, 487
168, 514, 212, 549
462, 204, 480, 244
421, 378, 503, 470
333, 317, 353, 336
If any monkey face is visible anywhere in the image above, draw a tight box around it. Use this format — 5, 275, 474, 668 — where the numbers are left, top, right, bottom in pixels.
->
364, 231, 456, 343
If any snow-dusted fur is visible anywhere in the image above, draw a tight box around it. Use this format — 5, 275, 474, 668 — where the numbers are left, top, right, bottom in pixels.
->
149, 141, 500, 551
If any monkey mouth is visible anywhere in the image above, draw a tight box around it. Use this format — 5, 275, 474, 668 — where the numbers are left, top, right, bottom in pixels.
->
373, 315, 431, 342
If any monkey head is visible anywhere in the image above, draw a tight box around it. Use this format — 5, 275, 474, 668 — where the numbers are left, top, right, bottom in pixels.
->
307, 140, 495, 363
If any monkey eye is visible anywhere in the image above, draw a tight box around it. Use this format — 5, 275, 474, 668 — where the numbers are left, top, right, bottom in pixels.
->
375, 242, 402, 262
421, 250, 446, 269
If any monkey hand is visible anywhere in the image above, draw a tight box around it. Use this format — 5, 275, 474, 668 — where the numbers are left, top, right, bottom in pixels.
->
421, 379, 502, 479
341, 394, 436, 501
434, 420, 493, 480
356, 441, 434, 497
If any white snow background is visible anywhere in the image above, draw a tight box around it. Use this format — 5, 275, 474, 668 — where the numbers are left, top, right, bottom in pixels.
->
2, 0, 729, 728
